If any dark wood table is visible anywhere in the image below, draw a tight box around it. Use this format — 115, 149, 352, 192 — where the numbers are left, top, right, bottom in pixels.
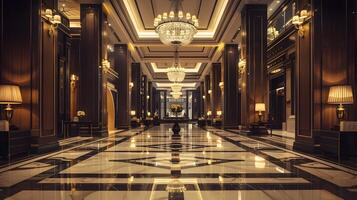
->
0, 130, 31, 160
63, 121, 93, 138
249, 122, 272, 135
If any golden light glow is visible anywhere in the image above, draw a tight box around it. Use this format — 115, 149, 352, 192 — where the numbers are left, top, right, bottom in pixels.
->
122, 0, 229, 39
155, 82, 196, 88
151, 62, 202, 73
130, 110, 136, 116
327, 85, 354, 104
255, 103, 266, 112
217, 42, 225, 52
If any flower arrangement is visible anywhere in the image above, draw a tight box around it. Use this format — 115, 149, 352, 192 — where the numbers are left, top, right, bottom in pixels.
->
170, 104, 183, 113
77, 111, 86, 117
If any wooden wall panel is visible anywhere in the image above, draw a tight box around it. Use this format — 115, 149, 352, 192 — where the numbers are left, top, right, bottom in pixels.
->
240, 4, 268, 126
211, 63, 222, 117
131, 63, 141, 118
79, 4, 107, 135
41, 21, 56, 136
204, 75, 210, 116
296, 22, 312, 137
0, 0, 32, 130
223, 44, 239, 128
115, 44, 131, 128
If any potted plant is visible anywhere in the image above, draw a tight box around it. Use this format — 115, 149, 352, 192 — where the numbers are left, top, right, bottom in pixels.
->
170, 104, 183, 136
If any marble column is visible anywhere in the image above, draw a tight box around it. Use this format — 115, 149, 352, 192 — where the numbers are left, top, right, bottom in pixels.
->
148, 81, 153, 117
240, 4, 268, 126
199, 82, 205, 117
131, 63, 141, 119
114, 44, 131, 129
141, 75, 148, 118
211, 63, 222, 117
79, 4, 107, 135
222, 44, 239, 129
204, 75, 211, 117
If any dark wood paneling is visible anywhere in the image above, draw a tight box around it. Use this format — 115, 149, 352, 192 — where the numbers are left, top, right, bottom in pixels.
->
115, 44, 131, 128
223, 44, 239, 128
204, 75, 210, 116
131, 63, 141, 118
141, 75, 148, 118
211, 63, 222, 117
240, 4, 268, 125
0, 0, 32, 130
79, 4, 107, 135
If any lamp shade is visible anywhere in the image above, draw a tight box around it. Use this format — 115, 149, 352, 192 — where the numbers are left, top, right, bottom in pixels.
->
0, 85, 22, 104
130, 110, 136, 116
327, 85, 354, 104
255, 103, 266, 112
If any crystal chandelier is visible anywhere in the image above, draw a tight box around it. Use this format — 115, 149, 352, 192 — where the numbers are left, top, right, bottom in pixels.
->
171, 82, 183, 92
154, 0, 199, 46
167, 48, 185, 82
170, 91, 182, 99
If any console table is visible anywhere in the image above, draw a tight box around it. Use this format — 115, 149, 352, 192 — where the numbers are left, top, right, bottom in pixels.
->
318, 130, 357, 162
0, 130, 31, 160
63, 121, 93, 138
249, 122, 273, 135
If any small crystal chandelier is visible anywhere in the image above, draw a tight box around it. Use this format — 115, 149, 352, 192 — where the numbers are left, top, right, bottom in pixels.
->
154, 0, 199, 46
170, 91, 182, 99
171, 82, 183, 92
167, 47, 185, 82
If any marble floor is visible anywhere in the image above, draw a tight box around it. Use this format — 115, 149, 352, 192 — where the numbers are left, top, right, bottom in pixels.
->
0, 125, 356, 199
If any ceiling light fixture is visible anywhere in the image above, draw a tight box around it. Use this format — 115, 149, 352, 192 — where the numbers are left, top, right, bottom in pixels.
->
167, 47, 186, 82
170, 91, 182, 99
171, 82, 183, 93
154, 0, 199, 46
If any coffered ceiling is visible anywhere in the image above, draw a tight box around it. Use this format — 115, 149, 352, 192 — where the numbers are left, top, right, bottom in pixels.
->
60, 0, 280, 90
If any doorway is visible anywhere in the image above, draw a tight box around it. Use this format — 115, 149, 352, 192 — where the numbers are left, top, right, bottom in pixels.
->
269, 74, 286, 129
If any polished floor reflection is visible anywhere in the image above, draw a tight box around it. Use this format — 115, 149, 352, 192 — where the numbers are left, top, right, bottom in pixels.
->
0, 124, 356, 199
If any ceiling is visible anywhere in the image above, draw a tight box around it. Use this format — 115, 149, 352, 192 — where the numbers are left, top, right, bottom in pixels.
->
59, 0, 283, 90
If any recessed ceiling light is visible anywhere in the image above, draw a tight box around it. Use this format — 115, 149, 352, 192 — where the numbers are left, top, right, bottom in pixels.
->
277, 0, 281, 3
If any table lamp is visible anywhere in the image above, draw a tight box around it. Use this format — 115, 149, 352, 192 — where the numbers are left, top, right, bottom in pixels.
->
327, 85, 354, 121
255, 103, 266, 122
0, 84, 23, 123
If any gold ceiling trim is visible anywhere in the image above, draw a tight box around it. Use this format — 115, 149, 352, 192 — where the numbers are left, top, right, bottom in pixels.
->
122, 0, 229, 39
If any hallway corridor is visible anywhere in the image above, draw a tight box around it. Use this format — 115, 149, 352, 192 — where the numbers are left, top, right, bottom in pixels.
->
0, 124, 355, 199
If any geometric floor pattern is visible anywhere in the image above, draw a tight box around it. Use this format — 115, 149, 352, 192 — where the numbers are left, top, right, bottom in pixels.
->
0, 124, 356, 199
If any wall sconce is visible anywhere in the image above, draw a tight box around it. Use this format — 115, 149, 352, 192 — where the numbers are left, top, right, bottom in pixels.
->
238, 58, 246, 75
146, 95, 150, 100
44, 9, 61, 35
327, 85, 354, 121
208, 90, 212, 95
102, 59, 111, 72
219, 82, 224, 90
147, 112, 151, 117
129, 82, 134, 89
292, 9, 310, 37
70, 74, 79, 85
202, 95, 206, 100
